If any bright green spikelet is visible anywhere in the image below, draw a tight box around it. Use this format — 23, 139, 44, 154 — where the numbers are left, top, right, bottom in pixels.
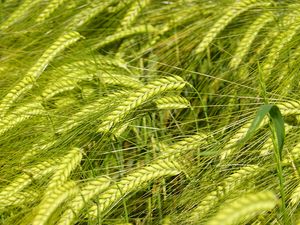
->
155, 96, 190, 110
277, 100, 300, 116
55, 98, 108, 134
118, 0, 151, 30
99, 73, 143, 89
92, 25, 156, 50
285, 142, 300, 164
98, 75, 186, 133
0, 102, 44, 136
23, 31, 82, 80
163, 132, 208, 157
0, 190, 39, 210
0, 31, 82, 117
57, 177, 111, 225
288, 142, 300, 205
88, 158, 182, 218
290, 182, 300, 206
206, 191, 277, 225
45, 148, 82, 196
0, 0, 41, 30
67, 0, 115, 30
220, 116, 269, 161
60, 55, 129, 73
56, 90, 127, 134
190, 165, 262, 222
248, 26, 279, 65
31, 181, 78, 225
35, 0, 67, 23
230, 11, 274, 69
40, 71, 91, 101
262, 12, 300, 78
20, 140, 58, 163
0, 159, 59, 208
195, 0, 271, 55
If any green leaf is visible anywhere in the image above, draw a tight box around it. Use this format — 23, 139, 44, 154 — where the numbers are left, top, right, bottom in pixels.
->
240, 104, 285, 159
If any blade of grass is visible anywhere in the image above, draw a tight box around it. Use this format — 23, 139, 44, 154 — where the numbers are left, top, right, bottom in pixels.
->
239, 104, 288, 224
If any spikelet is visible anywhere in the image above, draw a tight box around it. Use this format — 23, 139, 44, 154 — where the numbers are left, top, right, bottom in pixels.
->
98, 75, 186, 133
0, 31, 82, 117
40, 72, 90, 101
56, 91, 127, 134
0, 0, 41, 30
288, 142, 300, 206
277, 100, 300, 116
190, 165, 262, 221
31, 181, 78, 225
118, 0, 151, 30
286, 142, 300, 163
139, 7, 199, 53
24, 31, 82, 80
88, 158, 182, 218
290, 182, 300, 206
67, 1, 114, 30
195, 0, 271, 55
155, 96, 190, 110
57, 177, 111, 225
0, 190, 39, 211
45, 148, 82, 195
20, 140, 57, 163
248, 26, 279, 65
220, 116, 269, 161
262, 11, 300, 78
99, 73, 143, 89
36, 0, 67, 23
0, 159, 59, 208
92, 25, 156, 50
163, 132, 208, 157
206, 191, 277, 225
230, 11, 273, 69
0, 102, 44, 136
60, 55, 128, 72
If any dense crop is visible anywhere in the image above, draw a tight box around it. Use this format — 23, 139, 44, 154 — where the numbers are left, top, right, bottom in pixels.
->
1, 0, 300, 224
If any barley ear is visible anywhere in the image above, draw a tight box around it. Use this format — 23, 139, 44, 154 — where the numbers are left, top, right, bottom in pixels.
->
262, 13, 300, 79
0, 0, 41, 30
118, 0, 151, 30
155, 96, 190, 110
0, 159, 59, 205
206, 191, 277, 225
36, 0, 67, 23
88, 158, 182, 219
45, 148, 82, 195
57, 177, 111, 225
195, 0, 271, 55
92, 25, 156, 50
190, 165, 262, 221
98, 75, 186, 133
0, 190, 39, 211
31, 181, 78, 225
0, 31, 82, 117
221, 116, 269, 161
163, 132, 207, 157
67, 1, 114, 30
230, 11, 273, 69
0, 102, 45, 136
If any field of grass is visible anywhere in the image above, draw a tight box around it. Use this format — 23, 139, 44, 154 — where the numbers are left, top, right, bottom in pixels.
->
1, 0, 300, 224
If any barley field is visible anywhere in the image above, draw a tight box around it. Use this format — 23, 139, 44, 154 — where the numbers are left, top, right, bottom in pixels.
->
1, 0, 300, 224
